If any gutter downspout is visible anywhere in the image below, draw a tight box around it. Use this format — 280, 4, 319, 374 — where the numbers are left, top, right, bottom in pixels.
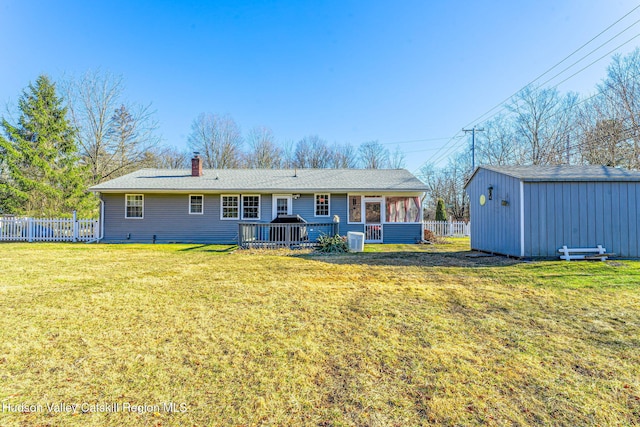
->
520, 180, 525, 258
420, 192, 427, 242
86, 197, 104, 244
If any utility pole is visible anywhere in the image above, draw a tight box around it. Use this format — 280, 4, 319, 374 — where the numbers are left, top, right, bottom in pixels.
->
463, 127, 484, 170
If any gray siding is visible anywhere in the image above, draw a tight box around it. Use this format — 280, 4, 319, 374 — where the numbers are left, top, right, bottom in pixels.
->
102, 192, 420, 244
103, 193, 244, 243
467, 167, 640, 258
524, 181, 640, 258
466, 168, 521, 256
382, 223, 423, 244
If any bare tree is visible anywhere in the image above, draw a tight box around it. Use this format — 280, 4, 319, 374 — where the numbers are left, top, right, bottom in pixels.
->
389, 145, 406, 169
419, 150, 471, 221
188, 113, 243, 169
475, 114, 520, 166
330, 143, 358, 168
104, 104, 161, 176
359, 140, 389, 169
575, 92, 632, 167
583, 118, 629, 166
508, 85, 577, 165
280, 139, 296, 169
145, 146, 190, 169
595, 48, 640, 169
64, 70, 161, 183
294, 135, 331, 168
246, 126, 282, 168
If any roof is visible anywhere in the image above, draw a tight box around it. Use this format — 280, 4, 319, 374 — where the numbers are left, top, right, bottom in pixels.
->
89, 168, 428, 193
465, 165, 640, 187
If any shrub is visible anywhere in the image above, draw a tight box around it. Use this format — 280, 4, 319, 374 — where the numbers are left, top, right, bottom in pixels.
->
435, 198, 447, 221
317, 234, 349, 253
423, 228, 447, 244
424, 229, 437, 241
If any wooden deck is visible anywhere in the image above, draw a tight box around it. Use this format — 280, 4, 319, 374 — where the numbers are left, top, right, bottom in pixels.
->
238, 222, 338, 249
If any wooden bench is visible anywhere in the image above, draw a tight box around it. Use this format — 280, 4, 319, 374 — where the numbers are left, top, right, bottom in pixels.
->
558, 245, 608, 261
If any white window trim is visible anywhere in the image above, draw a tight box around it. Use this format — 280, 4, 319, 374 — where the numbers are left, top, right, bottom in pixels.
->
125, 194, 144, 219
220, 194, 240, 220
189, 194, 204, 215
347, 194, 364, 224
314, 193, 331, 217
241, 194, 261, 220
272, 194, 292, 219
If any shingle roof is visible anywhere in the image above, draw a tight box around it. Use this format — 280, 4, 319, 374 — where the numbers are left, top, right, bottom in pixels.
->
89, 168, 428, 193
474, 165, 640, 183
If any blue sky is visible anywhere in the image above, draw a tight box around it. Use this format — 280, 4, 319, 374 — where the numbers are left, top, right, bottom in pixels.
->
1, 0, 639, 173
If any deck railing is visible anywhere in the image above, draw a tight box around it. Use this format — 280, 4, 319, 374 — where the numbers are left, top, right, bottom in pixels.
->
0, 213, 99, 242
424, 220, 470, 237
238, 222, 339, 249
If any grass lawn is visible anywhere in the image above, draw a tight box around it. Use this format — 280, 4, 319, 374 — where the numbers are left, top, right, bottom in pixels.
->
0, 240, 639, 426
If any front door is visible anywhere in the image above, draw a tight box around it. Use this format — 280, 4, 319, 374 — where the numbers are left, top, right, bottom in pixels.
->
364, 200, 383, 243
272, 195, 292, 219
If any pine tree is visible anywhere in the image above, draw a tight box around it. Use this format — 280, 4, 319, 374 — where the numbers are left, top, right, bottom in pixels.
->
435, 198, 447, 221
0, 75, 90, 216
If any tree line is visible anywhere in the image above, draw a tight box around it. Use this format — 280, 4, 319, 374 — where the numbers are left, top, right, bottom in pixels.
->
421, 48, 640, 220
186, 114, 406, 170
0, 70, 405, 217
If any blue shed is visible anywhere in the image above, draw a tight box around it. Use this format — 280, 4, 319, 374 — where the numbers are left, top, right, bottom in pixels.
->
464, 165, 640, 258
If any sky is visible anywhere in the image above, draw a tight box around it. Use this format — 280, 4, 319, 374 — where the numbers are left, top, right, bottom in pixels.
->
1, 0, 639, 173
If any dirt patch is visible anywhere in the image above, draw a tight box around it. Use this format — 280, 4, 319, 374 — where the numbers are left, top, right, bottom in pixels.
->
305, 250, 521, 268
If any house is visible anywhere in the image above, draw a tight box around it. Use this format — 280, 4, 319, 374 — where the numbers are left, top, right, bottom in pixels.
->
89, 156, 428, 244
464, 165, 640, 258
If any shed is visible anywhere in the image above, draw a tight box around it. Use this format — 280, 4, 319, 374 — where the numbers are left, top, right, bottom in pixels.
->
464, 165, 640, 258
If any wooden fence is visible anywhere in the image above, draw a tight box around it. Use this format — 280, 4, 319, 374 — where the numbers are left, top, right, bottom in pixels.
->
239, 222, 338, 249
0, 213, 99, 242
424, 220, 470, 237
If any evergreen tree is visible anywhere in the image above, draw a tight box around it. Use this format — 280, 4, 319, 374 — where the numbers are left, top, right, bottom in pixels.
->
0, 75, 90, 216
435, 198, 447, 221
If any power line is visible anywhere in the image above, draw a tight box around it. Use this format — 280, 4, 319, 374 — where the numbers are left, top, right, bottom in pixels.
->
421, 83, 640, 174
463, 4, 640, 128
537, 18, 640, 89
403, 146, 454, 154
415, 4, 640, 173
378, 136, 451, 146
545, 32, 640, 89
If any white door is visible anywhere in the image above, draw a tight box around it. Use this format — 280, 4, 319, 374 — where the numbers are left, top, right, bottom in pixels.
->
272, 195, 292, 219
364, 199, 383, 243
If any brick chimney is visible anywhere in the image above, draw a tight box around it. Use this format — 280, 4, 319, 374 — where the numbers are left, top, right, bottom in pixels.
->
191, 153, 202, 177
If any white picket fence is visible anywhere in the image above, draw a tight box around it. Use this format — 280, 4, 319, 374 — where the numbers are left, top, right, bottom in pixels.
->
0, 213, 99, 242
424, 220, 470, 237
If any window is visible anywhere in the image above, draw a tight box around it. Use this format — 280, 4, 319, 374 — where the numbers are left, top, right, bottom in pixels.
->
276, 198, 289, 215
348, 195, 362, 223
315, 193, 330, 217
189, 195, 203, 214
385, 197, 421, 223
242, 195, 260, 219
221, 195, 239, 219
125, 194, 144, 219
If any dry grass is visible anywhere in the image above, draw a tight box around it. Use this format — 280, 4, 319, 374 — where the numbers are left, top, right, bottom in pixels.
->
0, 241, 639, 426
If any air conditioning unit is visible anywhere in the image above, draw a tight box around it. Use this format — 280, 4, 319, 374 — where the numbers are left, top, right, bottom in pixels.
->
347, 231, 365, 252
